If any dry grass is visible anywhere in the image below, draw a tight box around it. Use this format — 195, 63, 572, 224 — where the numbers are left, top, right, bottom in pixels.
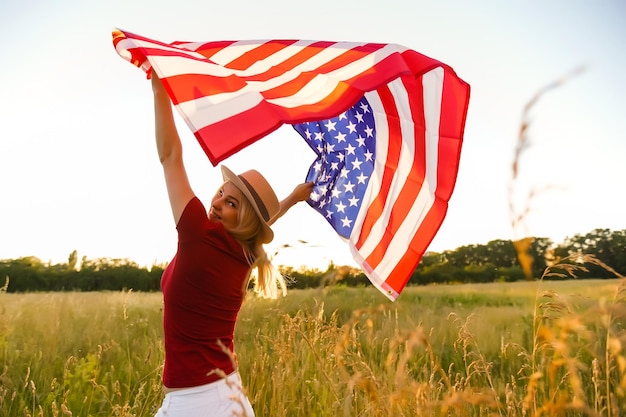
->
0, 270, 624, 416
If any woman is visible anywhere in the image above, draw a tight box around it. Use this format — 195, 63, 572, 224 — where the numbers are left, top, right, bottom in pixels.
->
151, 72, 313, 417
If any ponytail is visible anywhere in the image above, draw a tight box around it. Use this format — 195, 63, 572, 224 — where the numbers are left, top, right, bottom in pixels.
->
248, 248, 287, 299
229, 185, 287, 299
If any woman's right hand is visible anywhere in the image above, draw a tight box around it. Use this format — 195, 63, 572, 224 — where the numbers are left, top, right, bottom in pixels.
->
151, 70, 167, 95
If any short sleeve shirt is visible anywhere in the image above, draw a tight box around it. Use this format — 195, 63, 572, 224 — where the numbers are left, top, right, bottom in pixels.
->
160, 197, 251, 388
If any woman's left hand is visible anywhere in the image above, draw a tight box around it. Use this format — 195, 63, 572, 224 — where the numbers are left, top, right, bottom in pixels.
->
292, 182, 314, 202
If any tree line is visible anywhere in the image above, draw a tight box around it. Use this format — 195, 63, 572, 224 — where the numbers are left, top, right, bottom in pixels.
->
1, 228, 623, 293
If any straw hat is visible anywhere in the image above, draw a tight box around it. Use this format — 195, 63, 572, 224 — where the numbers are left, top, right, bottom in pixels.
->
221, 165, 279, 244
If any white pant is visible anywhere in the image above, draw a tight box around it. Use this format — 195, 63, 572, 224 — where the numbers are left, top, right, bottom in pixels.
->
154, 372, 255, 417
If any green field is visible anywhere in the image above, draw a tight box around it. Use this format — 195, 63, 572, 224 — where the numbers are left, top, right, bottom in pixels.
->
1, 278, 625, 416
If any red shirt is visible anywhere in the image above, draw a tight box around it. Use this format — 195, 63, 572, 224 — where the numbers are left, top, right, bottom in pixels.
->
160, 197, 250, 388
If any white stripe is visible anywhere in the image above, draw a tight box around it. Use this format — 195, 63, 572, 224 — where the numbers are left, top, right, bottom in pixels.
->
149, 54, 240, 77
116, 37, 208, 61
349, 90, 388, 243
174, 93, 264, 133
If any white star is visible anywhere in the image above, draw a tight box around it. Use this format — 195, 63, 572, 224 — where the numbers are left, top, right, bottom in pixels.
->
360, 102, 370, 113
325, 209, 334, 219
337, 153, 345, 163
330, 161, 339, 170
338, 112, 348, 120
341, 216, 353, 227
340, 167, 350, 178
343, 181, 355, 193
314, 131, 324, 141
351, 158, 363, 170
363, 150, 374, 161
356, 135, 366, 147
355, 112, 364, 123
331, 188, 341, 198
346, 121, 357, 133
310, 190, 321, 201
335, 201, 347, 213
335, 131, 347, 143
345, 144, 356, 155
325, 120, 337, 131
356, 172, 368, 184
348, 196, 360, 207
364, 125, 374, 137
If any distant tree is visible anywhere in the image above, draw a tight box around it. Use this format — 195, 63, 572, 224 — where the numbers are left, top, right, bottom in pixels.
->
527, 237, 552, 277
554, 229, 626, 278
0, 257, 47, 292
419, 251, 446, 268
68, 250, 79, 271
444, 244, 479, 268
485, 239, 518, 267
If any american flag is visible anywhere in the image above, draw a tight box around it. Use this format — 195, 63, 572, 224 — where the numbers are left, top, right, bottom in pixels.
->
112, 29, 470, 300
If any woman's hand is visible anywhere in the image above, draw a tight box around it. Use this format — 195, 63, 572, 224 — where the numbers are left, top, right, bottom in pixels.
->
291, 181, 314, 203
151, 70, 167, 95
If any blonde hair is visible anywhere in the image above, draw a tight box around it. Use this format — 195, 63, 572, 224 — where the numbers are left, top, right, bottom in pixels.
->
228, 184, 287, 299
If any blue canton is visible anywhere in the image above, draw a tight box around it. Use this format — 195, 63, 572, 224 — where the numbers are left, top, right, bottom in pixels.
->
293, 97, 376, 238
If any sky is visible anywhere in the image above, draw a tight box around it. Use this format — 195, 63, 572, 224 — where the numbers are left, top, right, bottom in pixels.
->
1, 0, 624, 270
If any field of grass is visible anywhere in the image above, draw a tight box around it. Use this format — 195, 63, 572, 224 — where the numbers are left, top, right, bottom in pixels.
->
1, 277, 625, 416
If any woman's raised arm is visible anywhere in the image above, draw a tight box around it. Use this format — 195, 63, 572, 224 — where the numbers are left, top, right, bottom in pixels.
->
152, 73, 195, 224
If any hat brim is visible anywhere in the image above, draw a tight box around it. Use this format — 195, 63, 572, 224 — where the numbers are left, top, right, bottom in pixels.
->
221, 165, 274, 244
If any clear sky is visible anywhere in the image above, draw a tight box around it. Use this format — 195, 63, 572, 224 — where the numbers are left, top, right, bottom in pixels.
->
1, 0, 624, 270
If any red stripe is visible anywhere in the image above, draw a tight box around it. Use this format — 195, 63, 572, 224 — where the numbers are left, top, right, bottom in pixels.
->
385, 198, 448, 292
164, 74, 247, 104
192, 40, 238, 59
193, 101, 283, 163
225, 40, 300, 70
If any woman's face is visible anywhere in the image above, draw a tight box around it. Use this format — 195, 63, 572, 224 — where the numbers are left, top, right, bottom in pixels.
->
209, 182, 244, 232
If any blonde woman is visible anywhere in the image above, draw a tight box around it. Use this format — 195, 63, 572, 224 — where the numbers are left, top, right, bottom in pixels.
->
151, 72, 313, 417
